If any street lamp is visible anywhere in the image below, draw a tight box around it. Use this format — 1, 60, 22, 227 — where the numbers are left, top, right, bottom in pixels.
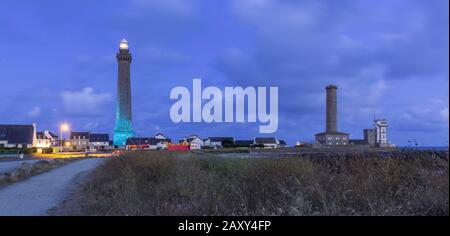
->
60, 123, 69, 152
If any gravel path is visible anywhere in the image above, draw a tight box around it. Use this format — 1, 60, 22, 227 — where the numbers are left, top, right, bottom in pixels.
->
0, 158, 104, 216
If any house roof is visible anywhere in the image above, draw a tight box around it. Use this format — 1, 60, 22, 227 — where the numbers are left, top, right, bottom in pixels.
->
37, 131, 59, 140
46, 131, 59, 139
235, 140, 254, 145
126, 137, 156, 145
278, 140, 287, 145
189, 137, 203, 142
208, 137, 234, 142
89, 133, 109, 142
255, 137, 277, 144
0, 124, 35, 144
70, 132, 90, 139
154, 134, 171, 143
37, 131, 49, 139
315, 131, 349, 136
154, 133, 168, 138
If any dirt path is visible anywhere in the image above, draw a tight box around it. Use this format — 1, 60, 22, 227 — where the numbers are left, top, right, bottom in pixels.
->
0, 158, 104, 216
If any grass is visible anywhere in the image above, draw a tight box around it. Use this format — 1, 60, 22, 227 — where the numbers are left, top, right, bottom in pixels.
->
74, 150, 449, 216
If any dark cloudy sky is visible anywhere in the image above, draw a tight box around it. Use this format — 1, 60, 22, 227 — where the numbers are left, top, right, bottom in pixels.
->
1, 0, 448, 146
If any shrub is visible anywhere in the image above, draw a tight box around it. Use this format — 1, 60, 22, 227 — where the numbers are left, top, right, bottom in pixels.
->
73, 150, 449, 216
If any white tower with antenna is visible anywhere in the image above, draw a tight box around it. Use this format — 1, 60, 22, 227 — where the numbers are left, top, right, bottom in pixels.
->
374, 118, 388, 147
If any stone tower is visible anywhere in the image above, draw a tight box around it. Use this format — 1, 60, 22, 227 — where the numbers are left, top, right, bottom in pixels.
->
315, 84, 349, 146
325, 85, 338, 132
113, 39, 135, 146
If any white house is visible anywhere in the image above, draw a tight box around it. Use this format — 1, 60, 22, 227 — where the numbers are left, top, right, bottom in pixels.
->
154, 133, 171, 149
36, 131, 51, 148
89, 133, 110, 150
189, 137, 204, 149
70, 131, 90, 149
254, 137, 278, 149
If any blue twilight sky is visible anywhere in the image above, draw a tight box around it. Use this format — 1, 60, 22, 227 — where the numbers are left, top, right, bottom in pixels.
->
0, 0, 448, 146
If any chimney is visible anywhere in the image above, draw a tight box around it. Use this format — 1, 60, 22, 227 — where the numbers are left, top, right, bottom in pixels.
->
325, 85, 338, 132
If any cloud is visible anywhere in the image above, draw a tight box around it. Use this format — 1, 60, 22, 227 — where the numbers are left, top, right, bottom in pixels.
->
61, 87, 112, 116
27, 106, 41, 117
139, 46, 190, 66
225, 0, 448, 82
439, 108, 449, 123
131, 0, 197, 17
1, 0, 447, 146
398, 99, 449, 130
212, 0, 449, 145
84, 122, 100, 130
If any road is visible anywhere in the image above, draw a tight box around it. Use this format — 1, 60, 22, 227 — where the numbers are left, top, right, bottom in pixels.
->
0, 158, 104, 216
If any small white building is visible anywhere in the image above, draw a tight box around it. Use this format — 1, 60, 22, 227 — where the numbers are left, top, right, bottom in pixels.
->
70, 131, 90, 149
154, 133, 171, 149
374, 119, 389, 147
189, 137, 204, 149
179, 135, 204, 149
89, 133, 110, 150
254, 137, 278, 149
36, 132, 51, 148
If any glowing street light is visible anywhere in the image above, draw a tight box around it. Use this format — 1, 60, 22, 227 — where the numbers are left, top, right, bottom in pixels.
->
60, 123, 69, 151
61, 123, 69, 132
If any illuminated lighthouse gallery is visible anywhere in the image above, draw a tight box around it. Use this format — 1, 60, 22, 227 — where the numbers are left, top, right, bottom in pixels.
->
113, 39, 135, 146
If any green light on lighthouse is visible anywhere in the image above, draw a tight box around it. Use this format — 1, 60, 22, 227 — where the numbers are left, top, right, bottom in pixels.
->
113, 39, 135, 146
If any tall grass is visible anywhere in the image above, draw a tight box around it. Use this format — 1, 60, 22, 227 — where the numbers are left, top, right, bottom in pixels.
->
76, 150, 448, 216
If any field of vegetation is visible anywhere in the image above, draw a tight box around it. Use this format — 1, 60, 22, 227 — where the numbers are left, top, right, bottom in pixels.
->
69, 150, 449, 216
